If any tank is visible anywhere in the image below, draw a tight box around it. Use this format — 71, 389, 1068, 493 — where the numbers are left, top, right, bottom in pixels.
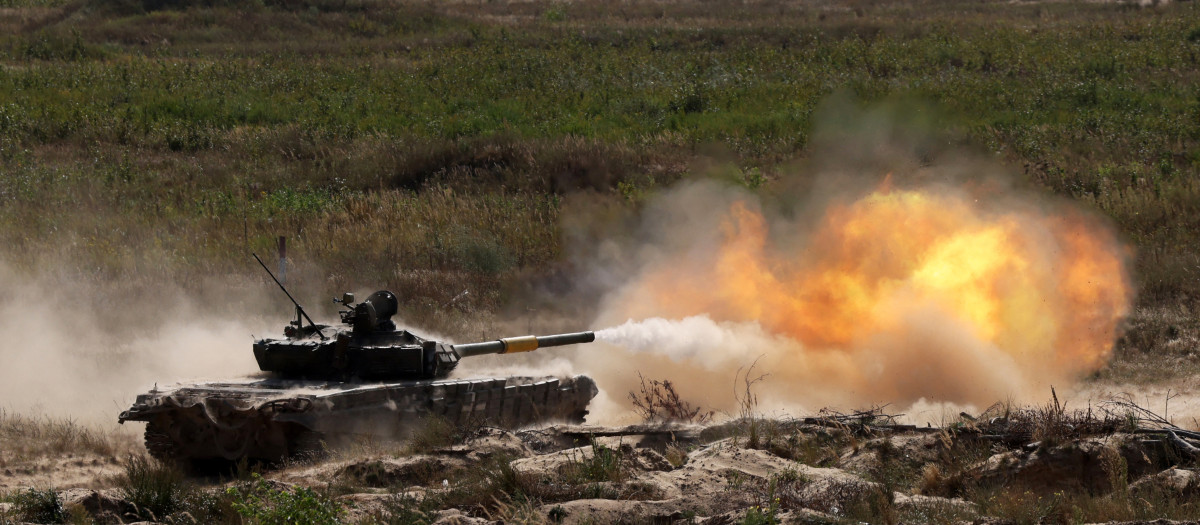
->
118, 257, 598, 463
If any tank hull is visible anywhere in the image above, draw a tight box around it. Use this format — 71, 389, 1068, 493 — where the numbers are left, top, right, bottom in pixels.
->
119, 375, 597, 462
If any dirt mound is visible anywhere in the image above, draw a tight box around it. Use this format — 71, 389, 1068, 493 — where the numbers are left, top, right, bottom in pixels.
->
970, 438, 1125, 494
58, 489, 136, 522
1129, 468, 1200, 500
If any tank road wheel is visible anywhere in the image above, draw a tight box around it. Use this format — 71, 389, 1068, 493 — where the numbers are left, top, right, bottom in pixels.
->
287, 427, 327, 461
565, 409, 589, 425
144, 420, 183, 462
212, 426, 254, 460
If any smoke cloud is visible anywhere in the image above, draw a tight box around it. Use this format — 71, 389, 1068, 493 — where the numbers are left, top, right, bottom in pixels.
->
576, 104, 1134, 423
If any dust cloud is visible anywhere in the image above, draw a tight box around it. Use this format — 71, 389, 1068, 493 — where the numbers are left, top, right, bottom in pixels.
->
576, 103, 1134, 423
0, 263, 273, 424
0, 256, 573, 427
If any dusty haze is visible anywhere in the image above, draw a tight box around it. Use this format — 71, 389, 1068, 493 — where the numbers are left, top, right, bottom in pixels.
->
0, 262, 454, 425
0, 263, 271, 423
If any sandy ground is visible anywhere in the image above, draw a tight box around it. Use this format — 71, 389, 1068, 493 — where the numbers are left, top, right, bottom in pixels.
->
2, 374, 1199, 494
5, 413, 1199, 524
0, 455, 124, 493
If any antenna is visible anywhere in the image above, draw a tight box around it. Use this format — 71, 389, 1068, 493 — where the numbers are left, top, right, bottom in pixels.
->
253, 253, 322, 337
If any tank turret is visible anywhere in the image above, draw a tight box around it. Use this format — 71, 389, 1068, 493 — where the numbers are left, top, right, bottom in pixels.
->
253, 289, 594, 380
246, 253, 594, 380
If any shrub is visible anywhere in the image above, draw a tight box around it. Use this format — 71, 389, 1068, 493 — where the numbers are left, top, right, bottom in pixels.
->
404, 415, 463, 454
227, 474, 344, 525
562, 441, 625, 484
372, 492, 438, 525
118, 455, 189, 522
20, 30, 94, 62
664, 443, 689, 468
435, 454, 531, 511
542, 5, 566, 22
629, 373, 713, 424
741, 503, 779, 525
12, 488, 67, 524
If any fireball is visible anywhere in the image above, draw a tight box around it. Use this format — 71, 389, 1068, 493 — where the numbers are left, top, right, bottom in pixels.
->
603, 179, 1131, 407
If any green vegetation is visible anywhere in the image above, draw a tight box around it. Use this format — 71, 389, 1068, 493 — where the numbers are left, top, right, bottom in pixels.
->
227, 474, 344, 525
560, 440, 624, 485
9, 488, 67, 524
1, 0, 1197, 346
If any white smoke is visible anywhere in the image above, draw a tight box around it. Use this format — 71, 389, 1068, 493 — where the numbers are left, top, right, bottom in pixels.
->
596, 315, 788, 370
583, 299, 1045, 422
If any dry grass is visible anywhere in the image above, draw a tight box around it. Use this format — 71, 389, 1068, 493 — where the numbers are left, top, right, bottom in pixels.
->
915, 433, 994, 499
972, 483, 1200, 525
402, 415, 463, 455
0, 135, 654, 336
429, 454, 534, 513
1100, 305, 1200, 384
1, 0, 1198, 339
0, 410, 134, 466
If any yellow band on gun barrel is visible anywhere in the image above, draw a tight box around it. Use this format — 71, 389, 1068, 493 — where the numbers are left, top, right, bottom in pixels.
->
500, 335, 539, 353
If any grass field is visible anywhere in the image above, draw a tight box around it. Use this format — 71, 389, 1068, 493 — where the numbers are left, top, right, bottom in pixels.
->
1, 0, 1198, 361
6, 5, 1200, 524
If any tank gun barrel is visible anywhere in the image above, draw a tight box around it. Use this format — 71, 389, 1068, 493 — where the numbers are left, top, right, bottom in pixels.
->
453, 331, 595, 358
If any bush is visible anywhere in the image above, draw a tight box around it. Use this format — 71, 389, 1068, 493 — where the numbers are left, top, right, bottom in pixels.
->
741, 504, 779, 525
563, 441, 625, 484
118, 455, 189, 521
404, 415, 462, 454
372, 493, 438, 525
11, 488, 67, 524
629, 373, 714, 424
227, 474, 344, 525
434, 454, 531, 511
20, 30, 94, 62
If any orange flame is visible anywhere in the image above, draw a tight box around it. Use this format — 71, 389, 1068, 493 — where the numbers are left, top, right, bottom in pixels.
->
626, 183, 1131, 396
